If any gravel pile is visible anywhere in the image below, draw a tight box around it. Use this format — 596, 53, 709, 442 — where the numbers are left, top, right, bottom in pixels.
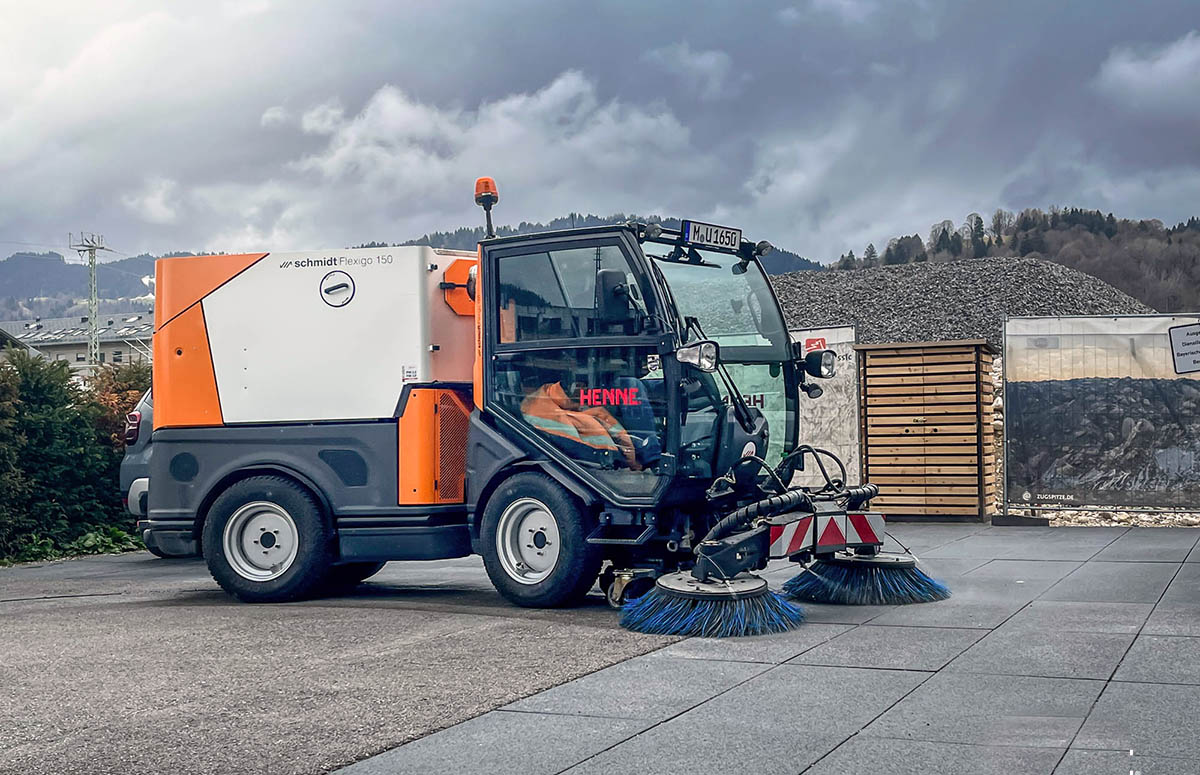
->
772, 257, 1153, 347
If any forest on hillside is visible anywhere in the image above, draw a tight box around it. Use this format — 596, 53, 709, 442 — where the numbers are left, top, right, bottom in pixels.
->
386, 212, 823, 275
831, 208, 1200, 313
3, 207, 1196, 320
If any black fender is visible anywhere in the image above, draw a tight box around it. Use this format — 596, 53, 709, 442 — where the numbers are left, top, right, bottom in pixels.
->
466, 412, 599, 550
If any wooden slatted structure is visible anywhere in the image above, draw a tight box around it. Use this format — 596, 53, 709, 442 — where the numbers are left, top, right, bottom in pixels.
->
858, 339, 997, 520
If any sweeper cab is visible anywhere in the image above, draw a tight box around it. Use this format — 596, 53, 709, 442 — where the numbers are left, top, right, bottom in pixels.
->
144, 177, 914, 614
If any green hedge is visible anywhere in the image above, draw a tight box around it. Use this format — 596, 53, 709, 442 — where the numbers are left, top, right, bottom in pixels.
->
0, 348, 150, 563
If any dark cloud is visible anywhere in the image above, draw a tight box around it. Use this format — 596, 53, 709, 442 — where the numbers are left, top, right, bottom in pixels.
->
1, 0, 1197, 264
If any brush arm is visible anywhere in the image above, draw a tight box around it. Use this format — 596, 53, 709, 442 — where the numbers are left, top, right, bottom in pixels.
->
692, 525, 770, 582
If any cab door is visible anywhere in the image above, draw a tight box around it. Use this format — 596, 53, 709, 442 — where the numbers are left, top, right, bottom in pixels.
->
480, 230, 675, 505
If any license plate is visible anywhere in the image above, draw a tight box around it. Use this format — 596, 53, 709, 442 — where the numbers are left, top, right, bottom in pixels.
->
682, 220, 742, 251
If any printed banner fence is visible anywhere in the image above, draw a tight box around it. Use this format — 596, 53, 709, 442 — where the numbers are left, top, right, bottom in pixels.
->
1005, 315, 1200, 510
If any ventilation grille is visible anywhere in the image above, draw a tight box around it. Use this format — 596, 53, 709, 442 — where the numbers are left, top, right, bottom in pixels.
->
436, 391, 469, 503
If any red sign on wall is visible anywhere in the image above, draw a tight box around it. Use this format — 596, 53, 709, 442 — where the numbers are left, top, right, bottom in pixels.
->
804, 337, 827, 353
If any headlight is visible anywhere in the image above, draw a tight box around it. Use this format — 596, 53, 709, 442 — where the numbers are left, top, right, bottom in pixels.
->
676, 340, 720, 372
804, 349, 837, 379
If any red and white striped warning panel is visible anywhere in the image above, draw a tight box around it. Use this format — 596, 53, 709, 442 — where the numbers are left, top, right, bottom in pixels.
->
767, 512, 885, 559
815, 514, 847, 551
768, 516, 814, 558
845, 512, 885, 546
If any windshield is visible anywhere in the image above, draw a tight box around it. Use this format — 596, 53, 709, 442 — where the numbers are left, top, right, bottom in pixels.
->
646, 243, 790, 362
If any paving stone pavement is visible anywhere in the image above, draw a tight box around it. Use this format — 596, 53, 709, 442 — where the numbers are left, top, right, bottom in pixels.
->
340, 524, 1200, 775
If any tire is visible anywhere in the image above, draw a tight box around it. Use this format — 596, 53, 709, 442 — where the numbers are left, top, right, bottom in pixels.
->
202, 475, 334, 603
324, 561, 387, 590
480, 472, 601, 608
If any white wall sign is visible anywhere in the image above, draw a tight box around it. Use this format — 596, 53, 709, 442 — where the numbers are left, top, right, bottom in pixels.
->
1170, 323, 1200, 375
790, 325, 860, 487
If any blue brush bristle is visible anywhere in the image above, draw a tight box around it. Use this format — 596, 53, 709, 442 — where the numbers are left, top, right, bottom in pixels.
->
783, 560, 951, 605
619, 586, 805, 637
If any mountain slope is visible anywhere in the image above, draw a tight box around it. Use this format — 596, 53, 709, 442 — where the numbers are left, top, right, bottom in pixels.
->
0, 214, 820, 318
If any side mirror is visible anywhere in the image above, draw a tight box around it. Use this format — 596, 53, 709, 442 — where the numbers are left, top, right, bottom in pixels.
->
596, 268, 634, 322
804, 349, 837, 379
676, 340, 719, 372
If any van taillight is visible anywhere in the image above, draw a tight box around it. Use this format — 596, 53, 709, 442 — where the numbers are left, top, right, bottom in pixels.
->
124, 411, 141, 445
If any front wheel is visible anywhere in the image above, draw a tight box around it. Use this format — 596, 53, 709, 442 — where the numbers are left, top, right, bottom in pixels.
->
203, 475, 334, 603
480, 472, 601, 608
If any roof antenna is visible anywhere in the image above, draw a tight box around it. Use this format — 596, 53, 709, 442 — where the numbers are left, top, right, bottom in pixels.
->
474, 177, 499, 238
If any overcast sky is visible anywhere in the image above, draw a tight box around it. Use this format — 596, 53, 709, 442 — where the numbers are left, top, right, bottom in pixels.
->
1, 0, 1197, 264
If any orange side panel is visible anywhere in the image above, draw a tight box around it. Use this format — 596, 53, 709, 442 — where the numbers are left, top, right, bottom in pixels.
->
152, 304, 223, 429
473, 245, 484, 410
398, 390, 438, 504
155, 252, 268, 329
397, 388, 470, 505
442, 257, 477, 316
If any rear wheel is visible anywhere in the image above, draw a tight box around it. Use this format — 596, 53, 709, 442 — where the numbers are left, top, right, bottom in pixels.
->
203, 475, 333, 603
481, 472, 601, 608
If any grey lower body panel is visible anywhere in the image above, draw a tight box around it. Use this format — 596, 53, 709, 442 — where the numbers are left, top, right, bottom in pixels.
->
338, 525, 472, 562
145, 422, 473, 562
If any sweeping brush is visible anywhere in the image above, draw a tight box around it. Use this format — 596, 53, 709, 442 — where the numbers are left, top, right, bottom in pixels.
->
783, 552, 950, 606
620, 571, 805, 637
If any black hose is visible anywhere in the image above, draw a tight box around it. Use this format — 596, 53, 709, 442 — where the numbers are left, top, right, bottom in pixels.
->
777, 445, 848, 494
698, 488, 813, 546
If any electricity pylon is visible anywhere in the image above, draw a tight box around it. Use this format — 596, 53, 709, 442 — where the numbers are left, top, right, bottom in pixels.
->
69, 232, 112, 369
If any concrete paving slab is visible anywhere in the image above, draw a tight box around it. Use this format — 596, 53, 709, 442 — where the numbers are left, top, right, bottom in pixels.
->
881, 523, 994, 553
964, 559, 1083, 583
998, 600, 1153, 634
949, 569, 1068, 600
1091, 528, 1200, 563
1159, 562, 1200, 603
803, 737, 1065, 775
676, 663, 930, 734
789, 625, 984, 671
861, 672, 1105, 748
560, 721, 845, 775
502, 655, 767, 721
922, 528, 1124, 561
921, 533, 1040, 559
867, 596, 1026, 629
1114, 634, 1200, 685
912, 557, 992, 577
1143, 601, 1200, 637
1040, 561, 1178, 603
1055, 749, 1200, 775
1074, 681, 1200, 759
651, 624, 854, 664
336, 710, 651, 775
795, 601, 898, 625
945, 628, 1134, 679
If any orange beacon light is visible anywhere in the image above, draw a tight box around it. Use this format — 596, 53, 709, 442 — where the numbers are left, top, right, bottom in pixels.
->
474, 177, 499, 237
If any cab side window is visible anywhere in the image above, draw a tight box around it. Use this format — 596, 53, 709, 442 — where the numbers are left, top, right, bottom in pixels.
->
497, 245, 641, 343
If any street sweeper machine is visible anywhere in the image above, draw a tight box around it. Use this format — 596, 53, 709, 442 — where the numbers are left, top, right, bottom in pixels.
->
146, 177, 947, 636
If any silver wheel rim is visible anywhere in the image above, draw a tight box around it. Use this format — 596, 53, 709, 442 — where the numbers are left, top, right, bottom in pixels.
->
222, 501, 300, 582
496, 497, 561, 585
